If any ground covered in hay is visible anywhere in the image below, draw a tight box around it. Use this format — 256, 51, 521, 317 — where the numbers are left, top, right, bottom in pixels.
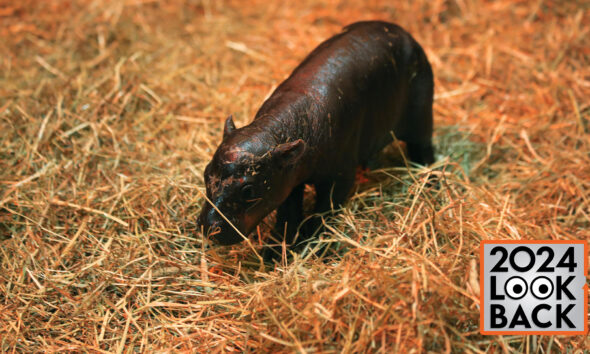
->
1, 0, 589, 352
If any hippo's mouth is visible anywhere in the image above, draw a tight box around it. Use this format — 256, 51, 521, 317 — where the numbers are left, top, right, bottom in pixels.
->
207, 224, 250, 245
199, 212, 253, 246
199, 200, 267, 246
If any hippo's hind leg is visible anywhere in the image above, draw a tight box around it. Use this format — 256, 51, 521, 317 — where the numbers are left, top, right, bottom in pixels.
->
263, 183, 304, 263
401, 56, 435, 166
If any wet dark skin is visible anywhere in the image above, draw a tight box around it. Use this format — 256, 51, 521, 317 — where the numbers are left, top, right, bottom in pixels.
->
198, 21, 434, 262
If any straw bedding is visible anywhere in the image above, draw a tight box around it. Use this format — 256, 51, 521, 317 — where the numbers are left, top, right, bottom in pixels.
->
1, 0, 588, 351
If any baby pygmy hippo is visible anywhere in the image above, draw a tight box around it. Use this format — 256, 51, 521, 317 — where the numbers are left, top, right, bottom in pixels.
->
198, 21, 434, 259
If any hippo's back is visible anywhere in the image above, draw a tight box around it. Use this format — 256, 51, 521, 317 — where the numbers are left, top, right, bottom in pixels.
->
256, 21, 433, 174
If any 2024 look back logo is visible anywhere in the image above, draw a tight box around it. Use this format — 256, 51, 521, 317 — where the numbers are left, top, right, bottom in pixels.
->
480, 240, 587, 335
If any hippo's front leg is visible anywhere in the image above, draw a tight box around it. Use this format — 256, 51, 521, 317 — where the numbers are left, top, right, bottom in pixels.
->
263, 184, 304, 262
303, 172, 356, 243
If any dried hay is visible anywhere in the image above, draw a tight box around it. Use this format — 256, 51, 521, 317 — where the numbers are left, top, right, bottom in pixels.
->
1, 0, 589, 351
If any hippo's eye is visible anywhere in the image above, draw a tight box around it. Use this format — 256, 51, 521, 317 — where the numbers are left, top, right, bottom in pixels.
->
240, 184, 255, 201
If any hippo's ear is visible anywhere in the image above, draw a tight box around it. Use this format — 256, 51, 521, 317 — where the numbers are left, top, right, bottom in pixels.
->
273, 139, 306, 167
223, 115, 236, 138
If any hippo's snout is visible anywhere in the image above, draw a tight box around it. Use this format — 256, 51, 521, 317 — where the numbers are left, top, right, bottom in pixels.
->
198, 205, 245, 245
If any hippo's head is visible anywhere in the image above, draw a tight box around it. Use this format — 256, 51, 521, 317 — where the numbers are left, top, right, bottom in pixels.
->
198, 116, 306, 245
